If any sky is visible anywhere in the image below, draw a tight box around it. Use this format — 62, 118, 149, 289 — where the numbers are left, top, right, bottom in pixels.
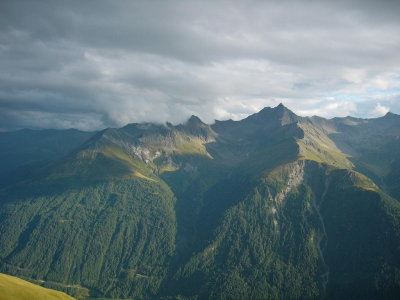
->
0, 0, 399, 131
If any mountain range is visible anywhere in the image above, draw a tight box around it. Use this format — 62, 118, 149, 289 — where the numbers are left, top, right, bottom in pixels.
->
0, 104, 399, 299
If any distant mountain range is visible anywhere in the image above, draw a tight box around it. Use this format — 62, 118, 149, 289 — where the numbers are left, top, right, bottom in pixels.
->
0, 104, 399, 299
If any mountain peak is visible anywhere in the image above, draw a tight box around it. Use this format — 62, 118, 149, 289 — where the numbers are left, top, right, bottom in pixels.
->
276, 102, 285, 109
186, 115, 205, 126
245, 103, 299, 126
257, 103, 292, 114
181, 115, 216, 140
274, 103, 295, 114
384, 111, 397, 118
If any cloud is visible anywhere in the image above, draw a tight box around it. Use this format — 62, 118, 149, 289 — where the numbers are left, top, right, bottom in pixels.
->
372, 103, 390, 116
296, 100, 358, 118
0, 0, 399, 130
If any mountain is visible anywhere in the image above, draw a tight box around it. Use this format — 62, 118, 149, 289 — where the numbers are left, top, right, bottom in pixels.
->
0, 104, 399, 299
0, 128, 95, 187
325, 113, 400, 198
0, 273, 75, 300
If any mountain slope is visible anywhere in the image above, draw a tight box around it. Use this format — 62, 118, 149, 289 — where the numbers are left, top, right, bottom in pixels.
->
165, 160, 400, 299
0, 118, 219, 298
312, 112, 400, 199
0, 129, 95, 175
0, 178, 177, 298
0, 273, 75, 300
322, 169, 400, 299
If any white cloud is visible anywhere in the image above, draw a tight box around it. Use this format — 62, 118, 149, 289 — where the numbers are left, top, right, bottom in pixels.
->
296, 100, 358, 118
343, 68, 366, 84
372, 103, 390, 116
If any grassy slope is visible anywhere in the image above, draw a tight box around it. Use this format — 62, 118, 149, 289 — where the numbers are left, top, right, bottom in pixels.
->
297, 122, 353, 169
0, 273, 74, 300
47, 143, 159, 182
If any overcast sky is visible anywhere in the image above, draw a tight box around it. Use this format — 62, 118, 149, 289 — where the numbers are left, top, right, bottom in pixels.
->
1, 0, 399, 130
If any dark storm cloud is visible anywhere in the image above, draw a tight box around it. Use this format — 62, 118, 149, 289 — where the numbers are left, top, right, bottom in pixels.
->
0, 0, 399, 130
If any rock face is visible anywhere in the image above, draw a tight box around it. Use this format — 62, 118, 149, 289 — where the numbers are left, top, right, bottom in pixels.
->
272, 160, 305, 205
0, 104, 400, 299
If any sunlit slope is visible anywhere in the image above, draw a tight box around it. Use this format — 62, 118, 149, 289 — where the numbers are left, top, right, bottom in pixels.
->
0, 273, 75, 300
297, 122, 353, 169
51, 120, 217, 180
46, 128, 162, 181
